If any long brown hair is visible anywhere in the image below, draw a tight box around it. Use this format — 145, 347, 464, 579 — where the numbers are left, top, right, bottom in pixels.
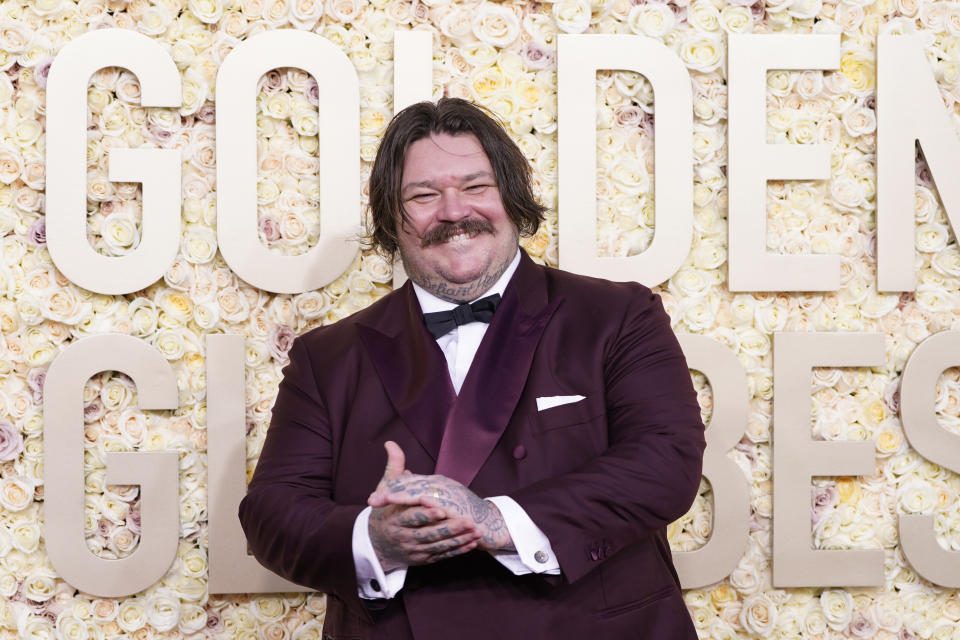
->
367, 98, 545, 257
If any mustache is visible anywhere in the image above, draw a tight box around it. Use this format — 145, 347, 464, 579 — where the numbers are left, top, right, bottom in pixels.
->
420, 219, 494, 247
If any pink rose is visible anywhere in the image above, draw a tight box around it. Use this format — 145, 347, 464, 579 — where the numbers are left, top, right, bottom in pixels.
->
27, 218, 45, 246
268, 325, 297, 361
0, 420, 23, 462
259, 216, 281, 242
521, 41, 554, 70
26, 367, 45, 403
811, 484, 838, 525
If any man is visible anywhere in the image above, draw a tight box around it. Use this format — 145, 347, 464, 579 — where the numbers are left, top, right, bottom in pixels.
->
239, 98, 705, 639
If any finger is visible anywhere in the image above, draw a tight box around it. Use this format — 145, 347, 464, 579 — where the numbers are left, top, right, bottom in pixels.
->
382, 441, 406, 481
396, 507, 447, 527
410, 519, 477, 543
380, 492, 427, 507
416, 532, 479, 554
425, 539, 479, 563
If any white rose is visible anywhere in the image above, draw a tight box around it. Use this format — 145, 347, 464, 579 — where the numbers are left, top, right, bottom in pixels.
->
189, 0, 223, 22
788, 0, 822, 19
291, 0, 322, 25
181, 225, 218, 264
145, 589, 180, 632
689, 0, 720, 31
898, 482, 938, 514
842, 104, 876, 137
0, 145, 23, 184
0, 21, 31, 54
829, 175, 866, 211
720, 5, 753, 32
670, 268, 710, 297
179, 603, 207, 634
680, 32, 725, 73
218, 288, 251, 323
729, 564, 760, 595
117, 598, 147, 632
820, 589, 854, 630
0, 476, 34, 511
18, 614, 55, 640
22, 570, 56, 602
472, 3, 520, 47
11, 521, 40, 553
12, 118, 42, 148
553, 0, 592, 34
740, 592, 778, 635
293, 621, 323, 640
0, 574, 16, 598
251, 596, 288, 622
101, 213, 139, 255
180, 69, 209, 116
54, 613, 88, 640
916, 223, 948, 253
153, 328, 185, 360
179, 547, 208, 579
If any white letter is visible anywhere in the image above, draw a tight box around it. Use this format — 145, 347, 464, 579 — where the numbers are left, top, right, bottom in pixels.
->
877, 35, 960, 292
772, 332, 884, 586
44, 335, 179, 597
673, 336, 750, 588
727, 35, 840, 291
557, 34, 692, 286
216, 30, 361, 293
898, 331, 960, 587
46, 29, 181, 295
206, 335, 308, 593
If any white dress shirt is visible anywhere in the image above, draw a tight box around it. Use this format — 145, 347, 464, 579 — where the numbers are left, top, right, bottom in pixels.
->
352, 249, 560, 599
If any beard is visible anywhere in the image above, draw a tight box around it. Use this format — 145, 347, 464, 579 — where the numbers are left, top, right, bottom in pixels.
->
419, 218, 495, 247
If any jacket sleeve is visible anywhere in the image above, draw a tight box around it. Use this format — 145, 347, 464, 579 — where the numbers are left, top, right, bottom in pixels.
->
238, 336, 371, 621
509, 287, 706, 584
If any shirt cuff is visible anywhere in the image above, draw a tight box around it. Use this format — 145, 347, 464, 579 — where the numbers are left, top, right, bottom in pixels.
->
352, 506, 408, 599
486, 496, 560, 575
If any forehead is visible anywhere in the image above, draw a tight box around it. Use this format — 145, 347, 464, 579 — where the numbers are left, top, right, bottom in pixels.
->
401, 133, 493, 182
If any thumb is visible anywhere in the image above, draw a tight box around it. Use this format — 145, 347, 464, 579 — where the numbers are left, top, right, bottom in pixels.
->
382, 440, 406, 481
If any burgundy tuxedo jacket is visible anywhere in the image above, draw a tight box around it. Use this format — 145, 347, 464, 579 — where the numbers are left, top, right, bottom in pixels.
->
239, 251, 705, 639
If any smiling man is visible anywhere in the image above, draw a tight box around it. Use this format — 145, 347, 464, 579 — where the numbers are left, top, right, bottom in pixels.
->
239, 99, 705, 639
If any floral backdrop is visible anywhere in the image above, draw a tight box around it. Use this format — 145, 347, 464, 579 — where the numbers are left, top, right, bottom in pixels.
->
0, 0, 959, 637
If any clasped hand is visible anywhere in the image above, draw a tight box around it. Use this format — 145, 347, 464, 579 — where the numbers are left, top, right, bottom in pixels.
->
367, 441, 514, 572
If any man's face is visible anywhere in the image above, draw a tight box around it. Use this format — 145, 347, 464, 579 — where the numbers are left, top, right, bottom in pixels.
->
397, 132, 518, 302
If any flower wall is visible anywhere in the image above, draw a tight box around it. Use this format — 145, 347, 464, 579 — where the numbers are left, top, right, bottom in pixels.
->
1, 0, 960, 637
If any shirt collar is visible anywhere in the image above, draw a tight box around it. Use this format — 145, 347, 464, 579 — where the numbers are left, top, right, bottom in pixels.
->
411, 248, 521, 314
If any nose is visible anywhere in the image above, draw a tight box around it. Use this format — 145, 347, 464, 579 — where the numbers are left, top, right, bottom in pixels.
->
438, 188, 470, 222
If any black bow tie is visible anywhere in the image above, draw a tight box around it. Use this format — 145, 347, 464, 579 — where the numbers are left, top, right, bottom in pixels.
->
422, 294, 502, 339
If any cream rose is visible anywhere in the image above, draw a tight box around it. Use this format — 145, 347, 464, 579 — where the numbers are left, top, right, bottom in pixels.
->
179, 603, 207, 634
740, 592, 778, 635
553, 0, 592, 33
144, 590, 180, 632
680, 32, 724, 73
472, 3, 520, 47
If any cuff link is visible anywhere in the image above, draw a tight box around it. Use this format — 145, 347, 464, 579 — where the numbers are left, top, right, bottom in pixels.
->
534, 550, 549, 564
370, 579, 381, 592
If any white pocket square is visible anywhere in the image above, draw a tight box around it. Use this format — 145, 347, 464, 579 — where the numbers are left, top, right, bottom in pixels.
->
536, 395, 586, 411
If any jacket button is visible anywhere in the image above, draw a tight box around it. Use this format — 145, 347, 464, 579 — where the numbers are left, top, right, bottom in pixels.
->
512, 445, 527, 460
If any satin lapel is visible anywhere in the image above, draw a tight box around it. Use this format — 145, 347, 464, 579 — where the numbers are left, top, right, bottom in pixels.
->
435, 253, 561, 486
356, 284, 455, 461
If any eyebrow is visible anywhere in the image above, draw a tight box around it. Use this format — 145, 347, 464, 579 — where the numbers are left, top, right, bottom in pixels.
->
401, 171, 494, 194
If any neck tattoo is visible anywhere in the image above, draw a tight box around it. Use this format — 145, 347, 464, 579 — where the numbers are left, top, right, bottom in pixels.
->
413, 253, 514, 304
